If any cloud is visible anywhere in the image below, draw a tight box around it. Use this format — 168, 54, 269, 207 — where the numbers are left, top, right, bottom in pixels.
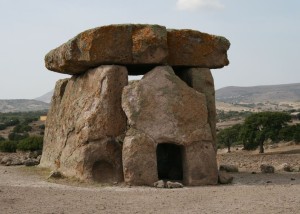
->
176, 0, 224, 11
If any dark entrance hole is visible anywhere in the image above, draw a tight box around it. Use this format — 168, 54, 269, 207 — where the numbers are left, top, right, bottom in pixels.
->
92, 160, 115, 183
156, 143, 183, 180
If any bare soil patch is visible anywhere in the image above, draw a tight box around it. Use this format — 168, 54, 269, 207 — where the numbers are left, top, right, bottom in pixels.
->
1, 145, 300, 214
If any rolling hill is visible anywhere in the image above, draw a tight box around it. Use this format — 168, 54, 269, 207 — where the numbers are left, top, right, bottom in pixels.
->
216, 83, 300, 104
0, 99, 49, 113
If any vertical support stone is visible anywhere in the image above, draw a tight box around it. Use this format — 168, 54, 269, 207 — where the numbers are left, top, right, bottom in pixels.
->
176, 68, 217, 151
40, 65, 128, 183
122, 130, 158, 186
182, 141, 218, 186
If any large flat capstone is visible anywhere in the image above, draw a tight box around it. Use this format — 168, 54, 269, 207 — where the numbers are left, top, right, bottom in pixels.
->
45, 24, 230, 75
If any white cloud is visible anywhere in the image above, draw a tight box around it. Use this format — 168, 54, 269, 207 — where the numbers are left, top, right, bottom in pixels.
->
176, 0, 224, 11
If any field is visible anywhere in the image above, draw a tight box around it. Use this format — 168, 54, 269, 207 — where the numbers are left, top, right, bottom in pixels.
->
0, 143, 299, 214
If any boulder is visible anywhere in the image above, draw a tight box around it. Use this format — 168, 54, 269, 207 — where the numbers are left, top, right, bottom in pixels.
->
1, 156, 23, 166
218, 171, 233, 184
260, 164, 275, 173
167, 29, 230, 68
219, 164, 239, 173
277, 163, 292, 172
122, 66, 212, 145
45, 24, 230, 75
39, 65, 127, 182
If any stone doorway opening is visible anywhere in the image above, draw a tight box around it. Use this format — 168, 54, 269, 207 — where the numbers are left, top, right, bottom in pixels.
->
156, 143, 183, 181
92, 160, 115, 183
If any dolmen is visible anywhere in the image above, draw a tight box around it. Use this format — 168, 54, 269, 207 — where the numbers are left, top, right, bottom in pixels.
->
40, 24, 230, 186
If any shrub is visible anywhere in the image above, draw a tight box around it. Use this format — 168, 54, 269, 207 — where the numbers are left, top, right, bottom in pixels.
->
17, 136, 43, 151
39, 124, 45, 130
0, 141, 17, 152
8, 132, 29, 141
12, 124, 32, 133
0, 136, 5, 141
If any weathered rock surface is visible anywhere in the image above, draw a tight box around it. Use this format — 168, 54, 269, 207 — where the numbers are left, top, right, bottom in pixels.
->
122, 130, 158, 186
45, 24, 230, 75
122, 66, 212, 145
167, 29, 230, 68
40, 65, 127, 182
176, 68, 217, 150
122, 66, 218, 186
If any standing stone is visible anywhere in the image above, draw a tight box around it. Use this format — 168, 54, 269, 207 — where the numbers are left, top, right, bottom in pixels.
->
122, 66, 218, 186
176, 68, 217, 150
122, 129, 158, 186
183, 141, 218, 185
40, 65, 127, 182
122, 66, 212, 144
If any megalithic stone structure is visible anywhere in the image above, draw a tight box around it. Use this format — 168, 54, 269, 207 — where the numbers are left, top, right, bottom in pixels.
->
40, 24, 230, 186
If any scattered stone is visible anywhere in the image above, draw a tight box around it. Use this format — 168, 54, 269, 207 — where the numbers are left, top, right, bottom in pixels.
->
166, 181, 183, 188
48, 170, 63, 179
277, 163, 292, 172
24, 158, 39, 166
251, 172, 257, 174
154, 180, 165, 188
219, 165, 239, 173
27, 150, 42, 159
266, 181, 272, 184
260, 164, 275, 173
291, 178, 295, 181
1, 156, 23, 166
218, 171, 233, 184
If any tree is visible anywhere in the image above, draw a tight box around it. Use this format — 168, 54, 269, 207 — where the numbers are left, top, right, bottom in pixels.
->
17, 136, 43, 151
240, 112, 291, 153
217, 124, 242, 153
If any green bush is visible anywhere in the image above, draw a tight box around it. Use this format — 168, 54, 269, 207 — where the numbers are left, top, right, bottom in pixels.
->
0, 141, 17, 152
17, 136, 43, 151
8, 132, 29, 141
0, 136, 5, 141
12, 124, 32, 133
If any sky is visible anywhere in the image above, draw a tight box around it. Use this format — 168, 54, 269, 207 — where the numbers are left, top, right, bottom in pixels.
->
0, 0, 299, 99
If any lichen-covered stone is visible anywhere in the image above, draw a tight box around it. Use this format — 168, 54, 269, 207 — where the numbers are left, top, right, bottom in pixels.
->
167, 29, 230, 68
45, 24, 168, 75
39, 65, 127, 182
45, 24, 230, 75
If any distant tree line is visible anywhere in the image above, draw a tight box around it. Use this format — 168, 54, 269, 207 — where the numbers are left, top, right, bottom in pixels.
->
217, 112, 300, 153
0, 111, 46, 152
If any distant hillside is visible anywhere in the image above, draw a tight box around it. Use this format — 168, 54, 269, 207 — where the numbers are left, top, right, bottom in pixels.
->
0, 99, 50, 113
35, 90, 53, 103
216, 83, 300, 104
